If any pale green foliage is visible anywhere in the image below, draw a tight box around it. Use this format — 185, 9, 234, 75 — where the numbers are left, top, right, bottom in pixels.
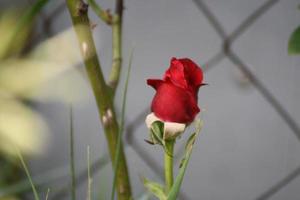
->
111, 49, 134, 200
16, 148, 40, 200
142, 177, 167, 200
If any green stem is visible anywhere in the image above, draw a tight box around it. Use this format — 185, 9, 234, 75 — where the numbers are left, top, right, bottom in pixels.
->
109, 15, 122, 94
164, 139, 175, 193
88, 0, 112, 24
109, 0, 123, 95
65, 1, 132, 200
88, 0, 123, 96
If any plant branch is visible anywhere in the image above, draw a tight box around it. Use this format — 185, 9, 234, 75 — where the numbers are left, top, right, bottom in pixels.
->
108, 0, 123, 94
88, 0, 112, 25
65, 1, 132, 199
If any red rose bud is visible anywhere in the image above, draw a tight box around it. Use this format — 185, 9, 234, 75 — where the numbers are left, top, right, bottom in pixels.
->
147, 57, 204, 124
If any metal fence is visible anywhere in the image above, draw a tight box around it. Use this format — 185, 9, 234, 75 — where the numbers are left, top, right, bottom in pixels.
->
28, 0, 300, 199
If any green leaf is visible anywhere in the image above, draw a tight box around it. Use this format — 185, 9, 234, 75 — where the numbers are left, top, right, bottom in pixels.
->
167, 120, 203, 200
16, 148, 40, 200
142, 177, 167, 200
45, 188, 50, 200
69, 105, 76, 200
0, 0, 49, 59
288, 26, 300, 55
136, 192, 151, 200
87, 146, 92, 200
110, 48, 134, 200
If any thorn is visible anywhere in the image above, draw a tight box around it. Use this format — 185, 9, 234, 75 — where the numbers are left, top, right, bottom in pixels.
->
90, 21, 97, 30
77, 1, 88, 16
102, 115, 108, 125
105, 9, 113, 25
107, 109, 113, 119
102, 108, 114, 126
144, 139, 155, 145
82, 42, 88, 57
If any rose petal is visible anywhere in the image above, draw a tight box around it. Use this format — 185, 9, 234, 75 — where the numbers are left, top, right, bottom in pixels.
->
145, 113, 160, 128
147, 79, 164, 90
164, 57, 188, 89
151, 82, 200, 123
164, 121, 186, 140
179, 58, 203, 88
145, 112, 186, 140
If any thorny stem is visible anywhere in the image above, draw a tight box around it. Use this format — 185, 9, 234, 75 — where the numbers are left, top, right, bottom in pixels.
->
65, 1, 132, 200
108, 0, 123, 95
164, 139, 175, 193
88, 0, 123, 95
109, 14, 122, 95
88, 0, 112, 25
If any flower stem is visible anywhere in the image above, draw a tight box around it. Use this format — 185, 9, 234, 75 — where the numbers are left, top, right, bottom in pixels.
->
164, 139, 175, 193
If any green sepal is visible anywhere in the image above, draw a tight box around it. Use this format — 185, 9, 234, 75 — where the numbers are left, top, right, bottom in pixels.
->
142, 177, 167, 200
148, 121, 165, 146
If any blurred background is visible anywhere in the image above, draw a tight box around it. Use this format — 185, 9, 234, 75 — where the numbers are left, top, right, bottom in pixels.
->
0, 0, 300, 199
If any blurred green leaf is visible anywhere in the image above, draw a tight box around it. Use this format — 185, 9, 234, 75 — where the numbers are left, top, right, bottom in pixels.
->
0, 0, 50, 59
288, 26, 300, 55
110, 49, 134, 200
16, 148, 40, 200
142, 177, 166, 200
45, 188, 50, 200
167, 120, 203, 200
0, 10, 32, 59
0, 27, 86, 103
87, 146, 92, 200
69, 106, 76, 200
136, 192, 151, 200
0, 98, 48, 157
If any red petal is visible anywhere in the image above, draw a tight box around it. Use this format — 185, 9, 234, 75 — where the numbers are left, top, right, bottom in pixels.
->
179, 58, 203, 88
147, 79, 164, 90
151, 82, 200, 123
163, 58, 188, 89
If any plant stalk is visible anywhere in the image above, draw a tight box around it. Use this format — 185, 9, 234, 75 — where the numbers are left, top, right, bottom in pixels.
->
65, 1, 132, 199
164, 139, 175, 193
109, 0, 123, 95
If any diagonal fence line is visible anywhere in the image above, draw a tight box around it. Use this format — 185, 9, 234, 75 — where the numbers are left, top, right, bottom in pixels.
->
36, 0, 299, 199
255, 165, 300, 200
193, 0, 300, 142
202, 51, 225, 71
192, 0, 227, 39
227, 51, 300, 140
191, 0, 300, 199
228, 0, 279, 43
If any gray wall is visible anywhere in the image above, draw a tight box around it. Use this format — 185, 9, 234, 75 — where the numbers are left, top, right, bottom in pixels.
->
2, 0, 300, 199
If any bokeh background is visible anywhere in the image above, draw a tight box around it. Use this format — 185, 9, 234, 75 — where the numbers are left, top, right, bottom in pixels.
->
1, 0, 300, 199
